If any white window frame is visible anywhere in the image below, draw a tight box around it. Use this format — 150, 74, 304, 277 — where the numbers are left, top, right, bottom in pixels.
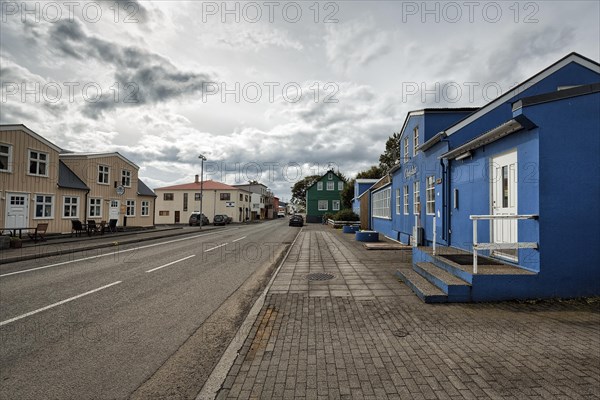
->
121, 169, 132, 187
328, 173, 333, 180
34, 194, 54, 219
396, 189, 401, 215
126, 200, 135, 216
332, 200, 340, 211
426, 176, 435, 215
413, 126, 419, 156
403, 137, 409, 162
338, 181, 343, 191
98, 165, 110, 185
318, 200, 328, 211
141, 200, 150, 216
403, 185, 409, 215
0, 143, 12, 172
89, 197, 102, 218
327, 181, 334, 191
62, 196, 80, 219
413, 181, 420, 215
372, 187, 391, 219
28, 149, 49, 177
317, 181, 323, 191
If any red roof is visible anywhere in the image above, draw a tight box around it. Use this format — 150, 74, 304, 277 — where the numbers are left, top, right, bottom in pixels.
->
155, 180, 240, 191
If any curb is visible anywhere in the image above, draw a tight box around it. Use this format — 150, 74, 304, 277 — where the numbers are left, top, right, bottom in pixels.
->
0, 227, 217, 265
196, 227, 303, 400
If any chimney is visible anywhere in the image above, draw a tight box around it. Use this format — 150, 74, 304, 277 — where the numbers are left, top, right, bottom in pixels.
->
195, 174, 199, 183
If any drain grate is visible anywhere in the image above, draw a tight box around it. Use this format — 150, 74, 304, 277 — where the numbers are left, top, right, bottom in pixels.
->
306, 272, 335, 281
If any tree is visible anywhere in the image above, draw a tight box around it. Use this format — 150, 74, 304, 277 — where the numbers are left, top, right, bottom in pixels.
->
290, 175, 321, 207
378, 132, 401, 173
341, 178, 355, 209
357, 165, 384, 179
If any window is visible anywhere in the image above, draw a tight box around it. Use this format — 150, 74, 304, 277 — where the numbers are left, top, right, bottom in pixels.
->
327, 181, 334, 190
396, 189, 401, 215
98, 165, 109, 184
403, 185, 409, 215
239, 193, 243, 201
0, 143, 12, 172
413, 126, 419, 156
413, 181, 420, 215
126, 200, 135, 216
35, 195, 53, 218
220, 193, 231, 201
372, 187, 391, 219
195, 193, 202, 201
63, 196, 79, 218
141, 201, 150, 216
403, 137, 409, 162
164, 193, 174, 201
29, 150, 48, 176
318, 200, 328, 211
317, 181, 323, 191
332, 200, 340, 211
121, 170, 131, 187
110, 200, 119, 208
183, 193, 188, 211
328, 173, 333, 180
426, 176, 435, 215
159, 210, 169, 216
245, 195, 248, 201
338, 181, 344, 191
89, 198, 102, 217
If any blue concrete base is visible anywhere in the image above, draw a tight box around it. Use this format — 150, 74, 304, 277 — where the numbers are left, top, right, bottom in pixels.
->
355, 231, 379, 242
342, 225, 359, 233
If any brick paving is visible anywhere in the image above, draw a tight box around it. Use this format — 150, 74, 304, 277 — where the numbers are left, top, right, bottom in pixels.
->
215, 225, 600, 399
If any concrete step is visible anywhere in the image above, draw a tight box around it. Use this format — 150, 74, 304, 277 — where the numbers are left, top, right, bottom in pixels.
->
414, 262, 471, 302
396, 269, 448, 303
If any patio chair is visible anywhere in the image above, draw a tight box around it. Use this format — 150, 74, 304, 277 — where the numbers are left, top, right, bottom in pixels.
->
87, 219, 99, 235
107, 219, 118, 233
71, 220, 84, 237
99, 221, 107, 235
28, 223, 48, 242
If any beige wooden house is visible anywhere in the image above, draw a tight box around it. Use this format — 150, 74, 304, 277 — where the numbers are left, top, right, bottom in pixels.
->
1, 125, 155, 235
154, 177, 251, 224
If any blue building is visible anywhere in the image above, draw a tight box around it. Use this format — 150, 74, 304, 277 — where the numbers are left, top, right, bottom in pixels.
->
372, 53, 600, 302
352, 179, 378, 216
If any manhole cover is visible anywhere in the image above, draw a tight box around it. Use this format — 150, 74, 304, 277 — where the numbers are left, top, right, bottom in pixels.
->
306, 273, 335, 281
392, 329, 409, 338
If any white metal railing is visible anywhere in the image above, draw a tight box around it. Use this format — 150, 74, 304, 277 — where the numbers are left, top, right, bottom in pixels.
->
469, 214, 538, 274
432, 216, 436, 255
327, 219, 360, 226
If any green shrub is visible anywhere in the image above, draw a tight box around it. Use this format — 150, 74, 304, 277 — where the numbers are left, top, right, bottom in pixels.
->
333, 209, 359, 221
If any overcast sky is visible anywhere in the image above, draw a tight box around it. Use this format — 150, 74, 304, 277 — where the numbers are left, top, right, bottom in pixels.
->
1, 0, 599, 201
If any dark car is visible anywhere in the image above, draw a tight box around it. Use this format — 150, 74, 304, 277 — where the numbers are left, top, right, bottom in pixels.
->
213, 214, 226, 226
289, 215, 304, 227
224, 215, 233, 224
189, 212, 209, 226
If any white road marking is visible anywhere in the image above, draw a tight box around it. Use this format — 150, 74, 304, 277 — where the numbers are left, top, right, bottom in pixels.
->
0, 229, 235, 278
145, 255, 196, 273
0, 281, 122, 327
204, 243, 228, 252
231, 236, 247, 243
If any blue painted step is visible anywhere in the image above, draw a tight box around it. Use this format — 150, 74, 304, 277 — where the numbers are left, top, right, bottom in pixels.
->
414, 262, 471, 302
396, 269, 448, 303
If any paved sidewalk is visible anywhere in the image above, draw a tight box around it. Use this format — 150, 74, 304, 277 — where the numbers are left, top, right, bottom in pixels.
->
214, 225, 600, 399
0, 225, 216, 264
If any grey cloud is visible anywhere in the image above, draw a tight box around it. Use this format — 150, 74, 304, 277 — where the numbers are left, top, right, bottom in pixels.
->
46, 20, 213, 118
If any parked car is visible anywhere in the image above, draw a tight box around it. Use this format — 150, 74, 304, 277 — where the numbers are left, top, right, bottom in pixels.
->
224, 215, 233, 224
189, 212, 209, 226
289, 215, 304, 227
213, 214, 227, 226
277, 212, 286, 218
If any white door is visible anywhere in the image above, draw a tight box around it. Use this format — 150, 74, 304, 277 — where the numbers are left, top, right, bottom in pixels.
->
491, 151, 518, 260
6, 193, 29, 229
109, 200, 120, 224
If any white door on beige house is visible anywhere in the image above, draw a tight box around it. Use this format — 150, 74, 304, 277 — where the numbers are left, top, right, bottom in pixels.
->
491, 150, 518, 261
109, 200, 120, 224
6, 193, 29, 229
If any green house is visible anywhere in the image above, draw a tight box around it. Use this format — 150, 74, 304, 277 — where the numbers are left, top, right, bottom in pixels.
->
305, 170, 345, 223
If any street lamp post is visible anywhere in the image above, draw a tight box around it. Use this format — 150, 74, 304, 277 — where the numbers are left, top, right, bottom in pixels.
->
198, 154, 207, 229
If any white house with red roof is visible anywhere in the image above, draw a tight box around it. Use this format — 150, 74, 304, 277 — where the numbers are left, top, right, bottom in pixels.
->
154, 175, 251, 224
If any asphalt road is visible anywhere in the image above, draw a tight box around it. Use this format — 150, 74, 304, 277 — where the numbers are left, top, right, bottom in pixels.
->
0, 219, 298, 399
